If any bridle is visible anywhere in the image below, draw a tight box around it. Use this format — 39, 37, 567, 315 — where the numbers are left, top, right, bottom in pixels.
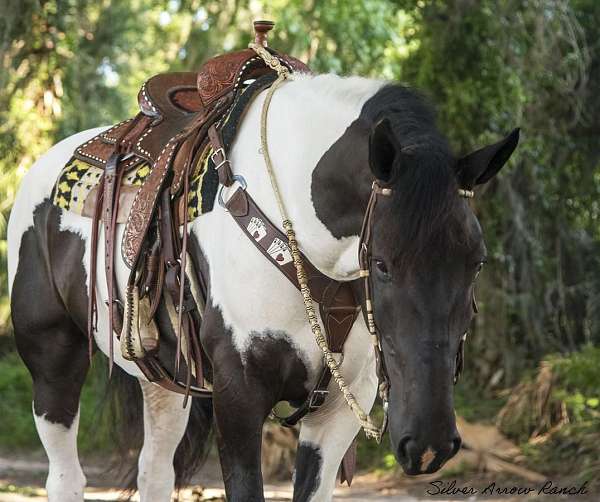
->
357, 180, 475, 437
251, 42, 477, 441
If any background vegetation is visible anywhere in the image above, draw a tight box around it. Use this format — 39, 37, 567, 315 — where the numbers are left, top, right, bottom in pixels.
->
1, 0, 599, 485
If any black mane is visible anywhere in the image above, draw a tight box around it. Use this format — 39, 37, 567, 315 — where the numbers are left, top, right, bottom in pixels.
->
362, 85, 471, 268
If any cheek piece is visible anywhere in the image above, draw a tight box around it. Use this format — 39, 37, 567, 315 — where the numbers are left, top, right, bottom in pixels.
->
358, 181, 476, 435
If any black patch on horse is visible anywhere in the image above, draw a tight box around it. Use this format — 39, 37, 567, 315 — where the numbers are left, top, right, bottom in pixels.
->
293, 443, 323, 501
11, 199, 89, 427
312, 84, 473, 271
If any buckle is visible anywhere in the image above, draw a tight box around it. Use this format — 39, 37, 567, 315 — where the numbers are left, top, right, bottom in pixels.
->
211, 147, 230, 171
308, 389, 329, 411
218, 174, 247, 209
165, 258, 180, 269
104, 299, 123, 307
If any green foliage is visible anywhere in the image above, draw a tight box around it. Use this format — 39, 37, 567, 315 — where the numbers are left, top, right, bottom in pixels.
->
548, 345, 600, 422
0, 352, 37, 449
521, 421, 600, 487
497, 346, 600, 484
396, 0, 600, 386
0, 483, 43, 496
454, 380, 507, 424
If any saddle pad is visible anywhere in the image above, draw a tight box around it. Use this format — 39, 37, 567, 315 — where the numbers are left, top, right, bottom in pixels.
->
52, 146, 217, 224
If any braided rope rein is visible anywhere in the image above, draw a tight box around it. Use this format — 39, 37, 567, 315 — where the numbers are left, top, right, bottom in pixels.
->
249, 43, 383, 441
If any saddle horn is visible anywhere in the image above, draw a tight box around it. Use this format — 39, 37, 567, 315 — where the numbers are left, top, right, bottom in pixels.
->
253, 20, 275, 47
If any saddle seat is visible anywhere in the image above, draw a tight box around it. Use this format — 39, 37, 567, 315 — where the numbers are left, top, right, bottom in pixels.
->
72, 48, 306, 170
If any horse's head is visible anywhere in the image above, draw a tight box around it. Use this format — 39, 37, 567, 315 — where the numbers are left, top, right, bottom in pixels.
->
366, 116, 519, 475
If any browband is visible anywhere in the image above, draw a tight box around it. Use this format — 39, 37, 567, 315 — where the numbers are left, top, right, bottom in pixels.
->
377, 186, 475, 199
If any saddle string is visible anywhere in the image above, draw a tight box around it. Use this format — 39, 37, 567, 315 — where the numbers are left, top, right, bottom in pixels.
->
85, 114, 144, 372
173, 125, 208, 399
251, 43, 384, 441
87, 177, 105, 363
106, 119, 144, 375
107, 161, 127, 377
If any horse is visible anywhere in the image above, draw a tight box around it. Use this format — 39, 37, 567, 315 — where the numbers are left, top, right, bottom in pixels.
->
7, 71, 519, 501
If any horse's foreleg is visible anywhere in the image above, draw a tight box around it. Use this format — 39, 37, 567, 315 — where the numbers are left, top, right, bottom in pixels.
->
292, 367, 378, 502
136, 380, 191, 501
212, 361, 272, 502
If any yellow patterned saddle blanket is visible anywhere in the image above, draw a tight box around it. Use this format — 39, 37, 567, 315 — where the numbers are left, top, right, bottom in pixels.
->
53, 141, 217, 223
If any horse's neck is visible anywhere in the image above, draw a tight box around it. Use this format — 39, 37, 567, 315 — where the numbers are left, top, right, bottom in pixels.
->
229, 74, 382, 279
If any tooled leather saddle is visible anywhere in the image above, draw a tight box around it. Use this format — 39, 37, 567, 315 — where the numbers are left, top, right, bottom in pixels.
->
69, 20, 360, 484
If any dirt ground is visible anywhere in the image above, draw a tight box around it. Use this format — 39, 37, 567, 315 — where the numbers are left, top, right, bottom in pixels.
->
0, 452, 595, 502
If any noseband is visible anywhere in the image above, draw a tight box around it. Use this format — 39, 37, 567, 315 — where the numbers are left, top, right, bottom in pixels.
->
357, 181, 475, 436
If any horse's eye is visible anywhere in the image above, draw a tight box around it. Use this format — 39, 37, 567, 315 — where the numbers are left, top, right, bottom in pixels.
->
374, 259, 391, 280
474, 261, 485, 281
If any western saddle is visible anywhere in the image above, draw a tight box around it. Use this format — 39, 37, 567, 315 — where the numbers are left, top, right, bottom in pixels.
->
68, 20, 366, 484
75, 21, 307, 390
71, 21, 360, 482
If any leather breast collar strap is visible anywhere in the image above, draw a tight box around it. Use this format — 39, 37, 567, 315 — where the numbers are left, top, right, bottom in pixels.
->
222, 185, 361, 425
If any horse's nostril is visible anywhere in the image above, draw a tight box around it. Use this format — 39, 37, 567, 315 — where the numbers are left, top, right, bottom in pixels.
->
450, 436, 462, 457
397, 435, 412, 461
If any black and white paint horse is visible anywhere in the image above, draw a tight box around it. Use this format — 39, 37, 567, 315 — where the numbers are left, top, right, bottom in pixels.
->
8, 73, 519, 501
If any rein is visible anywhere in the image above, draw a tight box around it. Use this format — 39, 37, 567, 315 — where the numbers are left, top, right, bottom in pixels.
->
250, 44, 382, 440
248, 43, 476, 441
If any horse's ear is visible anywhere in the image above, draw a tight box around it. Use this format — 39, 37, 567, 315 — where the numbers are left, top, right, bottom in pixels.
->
456, 128, 520, 188
369, 118, 400, 183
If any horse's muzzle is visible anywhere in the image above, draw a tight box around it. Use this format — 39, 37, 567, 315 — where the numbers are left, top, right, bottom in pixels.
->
396, 434, 462, 475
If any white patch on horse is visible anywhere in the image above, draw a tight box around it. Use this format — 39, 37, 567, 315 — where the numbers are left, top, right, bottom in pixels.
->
137, 380, 191, 501
7, 127, 107, 295
7, 125, 143, 377
298, 339, 378, 501
33, 407, 86, 502
421, 447, 437, 472
60, 209, 144, 377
